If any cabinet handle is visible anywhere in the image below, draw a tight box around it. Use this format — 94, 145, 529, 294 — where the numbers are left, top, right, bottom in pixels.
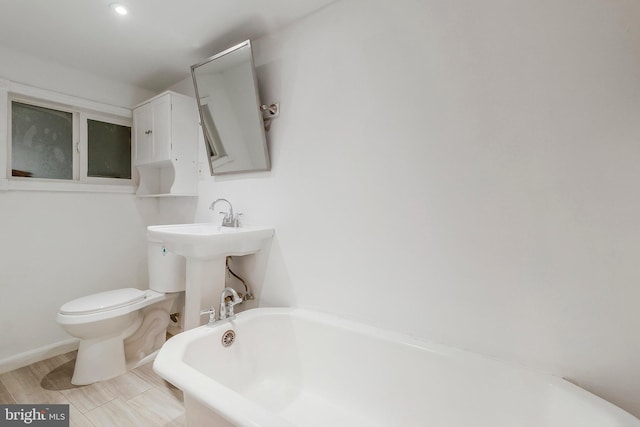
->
145, 130, 153, 135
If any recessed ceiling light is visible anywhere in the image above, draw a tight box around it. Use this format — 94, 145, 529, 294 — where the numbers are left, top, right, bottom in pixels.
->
110, 3, 128, 15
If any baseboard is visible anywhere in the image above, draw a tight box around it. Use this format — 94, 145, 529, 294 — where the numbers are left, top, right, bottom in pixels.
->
0, 339, 79, 374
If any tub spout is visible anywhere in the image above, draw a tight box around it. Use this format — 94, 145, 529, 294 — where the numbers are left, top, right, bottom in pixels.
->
219, 287, 243, 320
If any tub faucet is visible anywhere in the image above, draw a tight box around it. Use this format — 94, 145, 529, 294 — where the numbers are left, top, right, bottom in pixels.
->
219, 287, 243, 320
210, 198, 242, 227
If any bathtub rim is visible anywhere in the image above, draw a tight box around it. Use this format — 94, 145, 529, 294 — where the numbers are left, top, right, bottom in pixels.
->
153, 307, 640, 427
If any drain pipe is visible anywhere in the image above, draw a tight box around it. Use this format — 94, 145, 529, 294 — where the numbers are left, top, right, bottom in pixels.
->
225, 256, 253, 300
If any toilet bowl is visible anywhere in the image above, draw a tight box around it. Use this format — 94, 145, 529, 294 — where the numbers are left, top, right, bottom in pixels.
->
57, 240, 185, 385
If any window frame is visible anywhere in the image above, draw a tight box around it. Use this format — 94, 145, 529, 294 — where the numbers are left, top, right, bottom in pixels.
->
9, 96, 80, 183
0, 79, 135, 193
80, 112, 133, 185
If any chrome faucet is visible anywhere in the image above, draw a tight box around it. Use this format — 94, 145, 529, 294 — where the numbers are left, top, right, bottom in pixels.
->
219, 287, 243, 320
210, 198, 242, 227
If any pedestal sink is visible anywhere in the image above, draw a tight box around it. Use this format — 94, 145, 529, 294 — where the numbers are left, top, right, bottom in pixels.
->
148, 223, 274, 330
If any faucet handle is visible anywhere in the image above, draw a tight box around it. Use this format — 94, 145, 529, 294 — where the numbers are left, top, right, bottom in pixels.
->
200, 306, 216, 325
219, 211, 242, 227
234, 213, 243, 227
219, 212, 234, 227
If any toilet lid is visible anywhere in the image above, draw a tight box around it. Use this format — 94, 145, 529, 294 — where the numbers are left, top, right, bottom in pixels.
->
60, 288, 146, 315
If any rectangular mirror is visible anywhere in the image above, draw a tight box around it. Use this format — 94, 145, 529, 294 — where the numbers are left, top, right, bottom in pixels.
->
191, 40, 271, 175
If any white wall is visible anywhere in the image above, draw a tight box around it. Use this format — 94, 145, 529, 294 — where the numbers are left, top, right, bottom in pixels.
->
0, 45, 154, 107
0, 192, 157, 364
0, 54, 158, 368
181, 0, 640, 417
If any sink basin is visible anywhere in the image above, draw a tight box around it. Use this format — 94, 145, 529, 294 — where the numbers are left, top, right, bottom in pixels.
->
147, 223, 274, 260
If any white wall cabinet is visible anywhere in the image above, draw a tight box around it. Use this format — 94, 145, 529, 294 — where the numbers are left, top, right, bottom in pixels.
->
133, 91, 199, 197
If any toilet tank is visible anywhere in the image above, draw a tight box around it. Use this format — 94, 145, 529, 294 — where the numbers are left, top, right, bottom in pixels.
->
148, 240, 186, 293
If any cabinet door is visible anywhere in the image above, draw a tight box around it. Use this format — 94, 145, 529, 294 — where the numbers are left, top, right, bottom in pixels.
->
133, 102, 153, 165
151, 94, 172, 163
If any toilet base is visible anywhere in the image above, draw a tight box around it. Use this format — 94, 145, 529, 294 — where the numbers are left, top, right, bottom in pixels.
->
72, 334, 127, 385
68, 296, 175, 385
59, 292, 178, 385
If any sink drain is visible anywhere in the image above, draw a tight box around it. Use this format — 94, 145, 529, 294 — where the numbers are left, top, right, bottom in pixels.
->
221, 330, 236, 347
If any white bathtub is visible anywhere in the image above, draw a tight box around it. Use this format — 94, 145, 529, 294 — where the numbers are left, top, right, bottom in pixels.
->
154, 308, 639, 427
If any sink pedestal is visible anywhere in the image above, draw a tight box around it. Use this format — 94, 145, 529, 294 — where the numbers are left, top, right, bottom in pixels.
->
183, 258, 227, 330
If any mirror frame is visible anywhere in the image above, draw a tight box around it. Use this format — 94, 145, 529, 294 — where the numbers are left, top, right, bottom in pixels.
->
191, 40, 270, 175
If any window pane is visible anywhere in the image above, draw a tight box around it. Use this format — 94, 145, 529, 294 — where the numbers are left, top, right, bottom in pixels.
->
87, 119, 131, 179
12, 102, 73, 179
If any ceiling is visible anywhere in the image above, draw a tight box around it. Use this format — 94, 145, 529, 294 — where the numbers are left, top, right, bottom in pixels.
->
0, 0, 337, 92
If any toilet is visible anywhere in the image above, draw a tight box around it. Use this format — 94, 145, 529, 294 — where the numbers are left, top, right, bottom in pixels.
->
57, 241, 185, 385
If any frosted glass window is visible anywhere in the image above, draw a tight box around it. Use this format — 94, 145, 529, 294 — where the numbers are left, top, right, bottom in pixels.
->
87, 119, 131, 179
11, 102, 73, 179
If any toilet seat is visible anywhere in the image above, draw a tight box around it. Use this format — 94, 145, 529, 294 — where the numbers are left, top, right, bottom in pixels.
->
57, 289, 167, 326
60, 288, 146, 315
